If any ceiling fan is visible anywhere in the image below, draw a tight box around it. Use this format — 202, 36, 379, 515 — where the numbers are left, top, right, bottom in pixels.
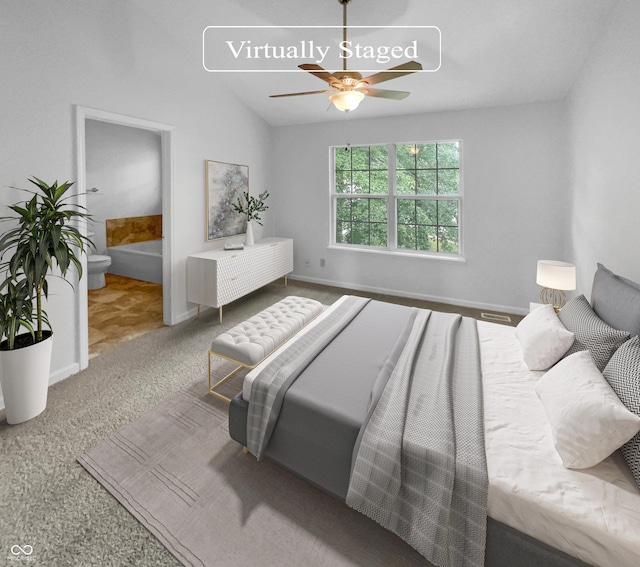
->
270, 0, 423, 112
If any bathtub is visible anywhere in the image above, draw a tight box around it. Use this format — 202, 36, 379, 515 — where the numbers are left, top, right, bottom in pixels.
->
107, 239, 163, 285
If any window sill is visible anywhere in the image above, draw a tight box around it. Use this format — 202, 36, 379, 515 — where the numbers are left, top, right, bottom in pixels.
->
327, 245, 467, 263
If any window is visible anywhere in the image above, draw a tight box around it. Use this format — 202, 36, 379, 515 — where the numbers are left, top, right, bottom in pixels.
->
332, 141, 462, 256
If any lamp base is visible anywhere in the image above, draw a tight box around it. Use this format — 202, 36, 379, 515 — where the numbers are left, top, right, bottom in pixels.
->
540, 288, 567, 313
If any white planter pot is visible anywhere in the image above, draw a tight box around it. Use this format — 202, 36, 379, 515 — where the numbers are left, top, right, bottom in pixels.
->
0, 333, 53, 424
245, 221, 255, 246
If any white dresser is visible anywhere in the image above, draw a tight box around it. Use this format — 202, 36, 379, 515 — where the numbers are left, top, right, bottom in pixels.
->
187, 237, 293, 322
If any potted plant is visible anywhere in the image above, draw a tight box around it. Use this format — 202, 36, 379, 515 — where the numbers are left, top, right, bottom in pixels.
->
0, 177, 93, 424
232, 190, 269, 246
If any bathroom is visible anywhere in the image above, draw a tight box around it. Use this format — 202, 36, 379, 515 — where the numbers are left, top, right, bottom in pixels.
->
85, 118, 164, 357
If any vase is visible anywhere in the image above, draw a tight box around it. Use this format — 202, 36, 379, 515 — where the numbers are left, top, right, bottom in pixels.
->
245, 221, 255, 246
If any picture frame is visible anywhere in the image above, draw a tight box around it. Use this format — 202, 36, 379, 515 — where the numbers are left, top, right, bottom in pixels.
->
205, 159, 248, 241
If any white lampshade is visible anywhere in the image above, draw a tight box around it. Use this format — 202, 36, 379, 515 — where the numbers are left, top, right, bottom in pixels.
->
536, 260, 576, 291
329, 90, 365, 112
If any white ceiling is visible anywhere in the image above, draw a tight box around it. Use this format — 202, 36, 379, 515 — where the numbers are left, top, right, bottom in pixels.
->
139, 0, 618, 127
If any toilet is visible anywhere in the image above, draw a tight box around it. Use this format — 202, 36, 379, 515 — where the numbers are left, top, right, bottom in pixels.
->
87, 254, 112, 290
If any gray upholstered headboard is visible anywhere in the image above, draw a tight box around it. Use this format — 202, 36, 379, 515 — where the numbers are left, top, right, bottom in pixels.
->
591, 263, 640, 338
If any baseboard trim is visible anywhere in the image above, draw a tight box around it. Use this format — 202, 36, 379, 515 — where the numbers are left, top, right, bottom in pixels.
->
288, 274, 528, 316
176, 307, 201, 324
49, 363, 80, 387
0, 362, 80, 412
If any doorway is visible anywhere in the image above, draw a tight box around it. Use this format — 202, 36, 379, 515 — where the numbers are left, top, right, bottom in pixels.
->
76, 106, 174, 368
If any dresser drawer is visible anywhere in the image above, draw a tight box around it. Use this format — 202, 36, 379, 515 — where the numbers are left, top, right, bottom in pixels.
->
269, 239, 294, 281
217, 253, 251, 304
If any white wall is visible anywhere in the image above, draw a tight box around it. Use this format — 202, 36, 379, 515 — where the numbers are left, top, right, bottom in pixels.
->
86, 120, 162, 254
271, 101, 568, 313
0, 1, 272, 393
566, 0, 640, 294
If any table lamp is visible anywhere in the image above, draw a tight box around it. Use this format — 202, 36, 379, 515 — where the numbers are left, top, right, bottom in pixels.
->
536, 260, 576, 312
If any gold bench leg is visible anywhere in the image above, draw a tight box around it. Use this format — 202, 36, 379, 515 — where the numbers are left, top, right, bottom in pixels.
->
208, 349, 245, 404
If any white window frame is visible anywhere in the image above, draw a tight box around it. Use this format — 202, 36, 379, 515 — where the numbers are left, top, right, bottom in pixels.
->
329, 140, 464, 260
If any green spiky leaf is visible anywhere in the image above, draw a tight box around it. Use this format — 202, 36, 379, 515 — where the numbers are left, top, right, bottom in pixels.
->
0, 177, 95, 349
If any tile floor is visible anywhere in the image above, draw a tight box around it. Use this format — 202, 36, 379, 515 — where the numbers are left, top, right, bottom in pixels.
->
88, 274, 164, 358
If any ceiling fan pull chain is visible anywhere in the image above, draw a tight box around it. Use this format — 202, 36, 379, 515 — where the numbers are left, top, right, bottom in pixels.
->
344, 110, 350, 148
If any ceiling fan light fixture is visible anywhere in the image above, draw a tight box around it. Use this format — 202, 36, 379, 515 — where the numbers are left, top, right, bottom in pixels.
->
329, 89, 365, 112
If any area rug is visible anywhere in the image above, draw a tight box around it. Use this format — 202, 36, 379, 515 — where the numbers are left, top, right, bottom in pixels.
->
77, 362, 431, 567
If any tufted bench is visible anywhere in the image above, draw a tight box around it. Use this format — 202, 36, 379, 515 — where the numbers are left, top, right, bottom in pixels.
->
207, 296, 323, 403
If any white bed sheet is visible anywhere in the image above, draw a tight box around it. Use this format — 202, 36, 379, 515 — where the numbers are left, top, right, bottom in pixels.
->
242, 299, 640, 566
479, 320, 640, 567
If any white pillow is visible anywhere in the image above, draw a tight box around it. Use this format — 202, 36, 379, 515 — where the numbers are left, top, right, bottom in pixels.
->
516, 304, 575, 370
535, 351, 640, 469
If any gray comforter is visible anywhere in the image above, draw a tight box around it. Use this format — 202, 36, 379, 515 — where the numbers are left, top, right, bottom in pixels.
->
247, 297, 487, 567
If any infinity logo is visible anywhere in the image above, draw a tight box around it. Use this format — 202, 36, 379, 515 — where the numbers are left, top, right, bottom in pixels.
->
10, 545, 34, 556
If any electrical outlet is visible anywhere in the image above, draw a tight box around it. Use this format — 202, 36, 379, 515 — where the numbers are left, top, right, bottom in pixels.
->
304, 258, 311, 268
320, 258, 326, 268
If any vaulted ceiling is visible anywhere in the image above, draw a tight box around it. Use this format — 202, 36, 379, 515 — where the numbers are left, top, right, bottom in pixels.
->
138, 0, 618, 126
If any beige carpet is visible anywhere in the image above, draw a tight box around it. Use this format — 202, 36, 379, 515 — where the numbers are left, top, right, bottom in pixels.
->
78, 363, 432, 567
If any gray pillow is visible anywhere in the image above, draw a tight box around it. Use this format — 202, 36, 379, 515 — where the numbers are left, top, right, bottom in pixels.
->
603, 336, 640, 488
558, 294, 629, 371
591, 263, 640, 338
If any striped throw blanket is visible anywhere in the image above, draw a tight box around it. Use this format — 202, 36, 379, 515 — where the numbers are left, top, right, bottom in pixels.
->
347, 310, 487, 567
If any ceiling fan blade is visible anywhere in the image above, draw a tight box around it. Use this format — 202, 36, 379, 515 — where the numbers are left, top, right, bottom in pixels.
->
361, 88, 411, 100
299, 64, 341, 87
360, 61, 423, 86
270, 89, 331, 98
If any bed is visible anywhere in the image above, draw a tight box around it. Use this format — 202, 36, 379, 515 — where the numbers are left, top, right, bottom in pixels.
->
228, 263, 640, 567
